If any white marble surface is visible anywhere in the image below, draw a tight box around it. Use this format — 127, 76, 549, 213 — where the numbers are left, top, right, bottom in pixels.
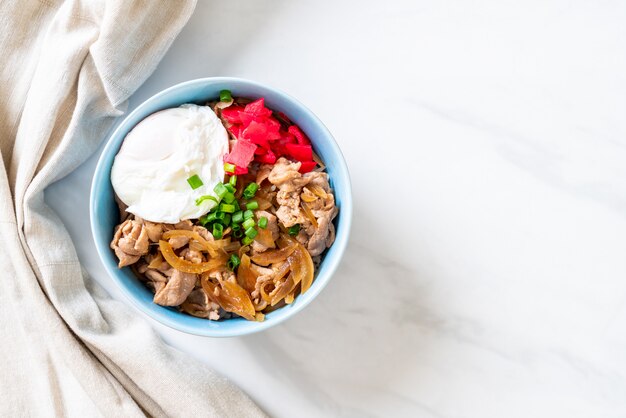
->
45, 1, 626, 417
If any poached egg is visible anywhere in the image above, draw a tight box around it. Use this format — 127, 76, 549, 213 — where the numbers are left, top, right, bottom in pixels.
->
111, 104, 229, 223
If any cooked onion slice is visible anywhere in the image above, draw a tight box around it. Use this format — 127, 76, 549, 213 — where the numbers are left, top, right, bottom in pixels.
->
159, 240, 227, 273
250, 241, 297, 266
201, 275, 255, 320
308, 184, 328, 199
162, 229, 225, 257
253, 298, 268, 312
285, 292, 295, 305
236, 254, 257, 292
148, 253, 163, 269
222, 240, 241, 253
162, 229, 206, 242
301, 201, 318, 228
188, 240, 205, 253
214, 98, 234, 111
301, 191, 317, 203
256, 196, 273, 210
239, 245, 251, 259
312, 151, 326, 172
270, 273, 298, 306
272, 261, 291, 282
260, 281, 274, 303
284, 237, 314, 294
254, 227, 276, 249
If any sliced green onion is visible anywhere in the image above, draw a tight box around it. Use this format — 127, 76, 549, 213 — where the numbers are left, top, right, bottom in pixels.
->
220, 89, 232, 102
258, 216, 268, 229
233, 200, 241, 212
243, 183, 259, 199
223, 192, 235, 204
232, 211, 244, 224
243, 209, 254, 220
215, 212, 226, 221
214, 183, 228, 199
200, 212, 218, 226
222, 214, 232, 226
224, 183, 235, 193
245, 227, 258, 239
242, 218, 255, 230
228, 254, 241, 270
187, 174, 203, 190
224, 163, 236, 174
229, 175, 237, 187
195, 195, 218, 206
245, 200, 259, 210
231, 223, 241, 232
233, 229, 244, 239
213, 223, 224, 239
219, 203, 235, 213
242, 236, 254, 245
288, 224, 301, 236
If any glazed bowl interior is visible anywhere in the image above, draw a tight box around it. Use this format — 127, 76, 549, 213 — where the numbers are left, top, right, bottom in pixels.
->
90, 77, 352, 337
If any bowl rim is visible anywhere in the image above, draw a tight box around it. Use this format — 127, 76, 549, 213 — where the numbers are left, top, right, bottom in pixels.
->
90, 77, 352, 337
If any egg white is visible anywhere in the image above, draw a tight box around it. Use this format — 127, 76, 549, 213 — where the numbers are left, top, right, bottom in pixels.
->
111, 104, 229, 223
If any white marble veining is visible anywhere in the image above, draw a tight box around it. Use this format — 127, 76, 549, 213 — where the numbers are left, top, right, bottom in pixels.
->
45, 1, 626, 417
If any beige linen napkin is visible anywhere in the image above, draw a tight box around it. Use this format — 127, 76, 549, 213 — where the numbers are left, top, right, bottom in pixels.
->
0, 1, 265, 416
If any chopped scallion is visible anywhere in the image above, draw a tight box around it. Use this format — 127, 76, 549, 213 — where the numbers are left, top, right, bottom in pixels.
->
228, 254, 241, 270
224, 183, 235, 193
215, 212, 226, 221
258, 216, 268, 229
245, 227, 258, 239
201, 212, 218, 226
219, 203, 235, 213
243, 183, 259, 199
288, 224, 301, 236
245, 200, 259, 210
242, 218, 255, 230
220, 89, 232, 102
213, 223, 224, 239
233, 229, 244, 239
232, 211, 244, 224
222, 214, 231, 226
242, 236, 254, 246
187, 174, 203, 190
195, 195, 218, 206
229, 175, 237, 187
223, 192, 236, 204
224, 162, 236, 174
214, 183, 228, 199
243, 210, 254, 220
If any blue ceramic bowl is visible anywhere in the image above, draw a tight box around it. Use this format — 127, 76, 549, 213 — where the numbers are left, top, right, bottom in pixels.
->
90, 77, 352, 337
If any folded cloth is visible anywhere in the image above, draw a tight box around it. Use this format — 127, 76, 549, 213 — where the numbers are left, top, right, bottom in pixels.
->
0, 1, 265, 416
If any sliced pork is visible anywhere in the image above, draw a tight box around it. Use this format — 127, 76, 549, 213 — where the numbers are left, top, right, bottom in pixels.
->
267, 157, 338, 256
110, 218, 149, 267
153, 269, 197, 306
